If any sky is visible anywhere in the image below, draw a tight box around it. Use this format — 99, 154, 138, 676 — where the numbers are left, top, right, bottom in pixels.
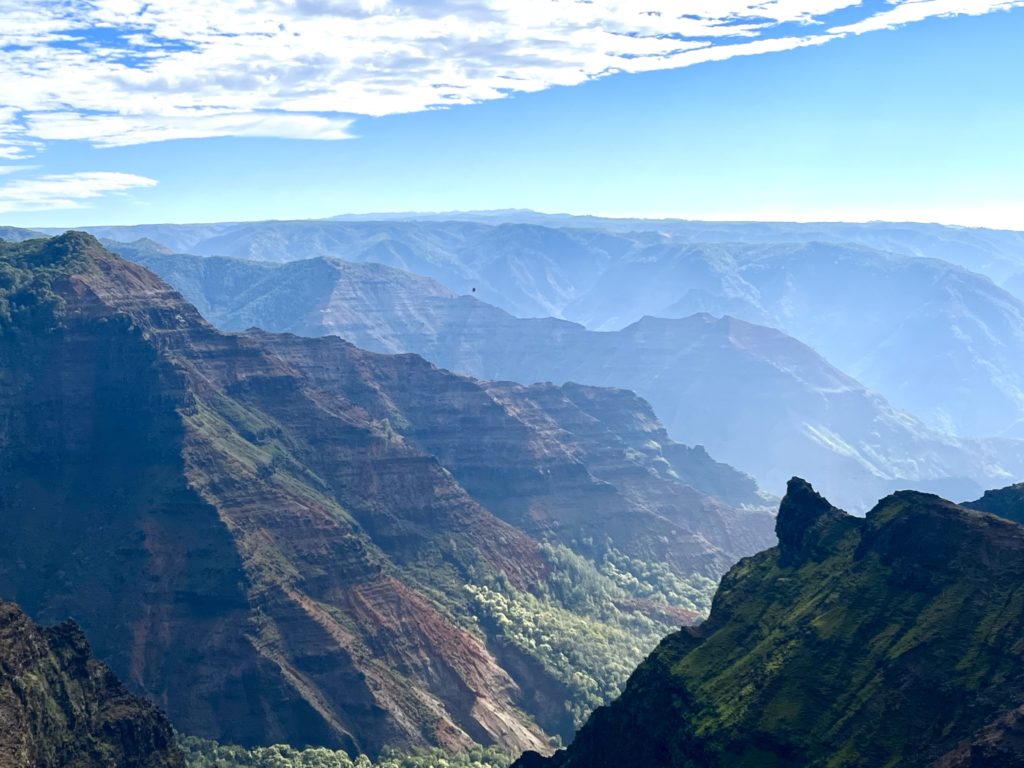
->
0, 0, 1022, 229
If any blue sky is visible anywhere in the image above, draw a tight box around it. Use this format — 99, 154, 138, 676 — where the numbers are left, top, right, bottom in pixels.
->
1, 0, 1022, 228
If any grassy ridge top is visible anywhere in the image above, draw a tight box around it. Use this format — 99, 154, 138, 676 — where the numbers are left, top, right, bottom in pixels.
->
520, 479, 1024, 768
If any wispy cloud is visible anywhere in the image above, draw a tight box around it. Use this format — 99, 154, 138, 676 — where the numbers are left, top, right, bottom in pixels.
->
829, 0, 1023, 34
0, 0, 1021, 151
0, 172, 158, 213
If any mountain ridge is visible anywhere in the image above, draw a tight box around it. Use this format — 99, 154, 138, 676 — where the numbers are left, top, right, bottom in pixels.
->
513, 477, 1024, 767
65, 217, 1024, 438
0, 232, 774, 755
0, 599, 184, 768
114, 244, 1024, 512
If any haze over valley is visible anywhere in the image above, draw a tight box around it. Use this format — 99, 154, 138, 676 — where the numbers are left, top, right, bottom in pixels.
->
4, 2, 1024, 767
20, 216, 1024, 511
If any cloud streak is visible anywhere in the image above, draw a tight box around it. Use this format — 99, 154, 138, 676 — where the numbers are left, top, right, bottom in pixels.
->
0, 0, 1021, 151
0, 172, 157, 213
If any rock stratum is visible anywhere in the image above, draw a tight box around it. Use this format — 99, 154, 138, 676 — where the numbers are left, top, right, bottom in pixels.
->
515, 478, 1024, 768
116, 243, 1024, 512
0, 233, 774, 756
0, 600, 184, 768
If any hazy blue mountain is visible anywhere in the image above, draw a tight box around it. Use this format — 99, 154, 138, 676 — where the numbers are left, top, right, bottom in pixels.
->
77, 220, 626, 320
333, 212, 1024, 283
51, 214, 1024, 284
567, 241, 1024, 437
64, 218, 1024, 436
0, 226, 47, 242
114, 245, 1024, 513
1002, 270, 1024, 302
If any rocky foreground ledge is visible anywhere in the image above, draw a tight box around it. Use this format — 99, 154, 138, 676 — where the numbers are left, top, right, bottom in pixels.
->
0, 600, 184, 768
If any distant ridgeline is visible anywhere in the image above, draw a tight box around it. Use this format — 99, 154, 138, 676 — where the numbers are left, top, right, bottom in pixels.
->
0, 233, 774, 757
55, 214, 1024, 440
515, 478, 1024, 768
98, 224, 1024, 514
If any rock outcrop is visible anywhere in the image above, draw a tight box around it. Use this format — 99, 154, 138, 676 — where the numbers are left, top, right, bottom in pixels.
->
933, 705, 1024, 767
0, 600, 184, 768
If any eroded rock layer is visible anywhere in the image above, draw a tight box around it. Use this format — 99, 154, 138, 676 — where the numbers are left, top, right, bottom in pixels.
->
0, 233, 775, 755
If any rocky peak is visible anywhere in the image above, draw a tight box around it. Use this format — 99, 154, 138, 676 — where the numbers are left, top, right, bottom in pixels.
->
38, 230, 104, 265
859, 489, 1024, 586
128, 237, 175, 254
964, 482, 1024, 525
775, 477, 858, 565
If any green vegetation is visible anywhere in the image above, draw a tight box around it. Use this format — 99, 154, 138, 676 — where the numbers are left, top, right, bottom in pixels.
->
597, 545, 716, 615
467, 543, 714, 727
179, 737, 511, 768
519, 481, 1024, 768
0, 235, 86, 332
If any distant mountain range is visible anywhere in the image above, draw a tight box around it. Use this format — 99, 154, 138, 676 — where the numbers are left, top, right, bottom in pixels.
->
561, 240, 1024, 439
0, 233, 774, 755
30, 216, 1024, 438
6, 220, 1024, 768
515, 478, 1024, 768
110, 241, 1024, 513
40, 215, 1024, 299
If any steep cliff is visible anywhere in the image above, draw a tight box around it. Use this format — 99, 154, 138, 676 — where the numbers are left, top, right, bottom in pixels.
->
117, 246, 1024, 512
964, 481, 1024, 524
0, 233, 775, 755
0, 600, 184, 768
516, 478, 1024, 768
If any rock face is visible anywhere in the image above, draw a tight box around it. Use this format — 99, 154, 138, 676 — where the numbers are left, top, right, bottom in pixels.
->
515, 478, 1024, 768
0, 600, 184, 768
0, 233, 775, 755
118, 245, 1024, 512
933, 705, 1024, 767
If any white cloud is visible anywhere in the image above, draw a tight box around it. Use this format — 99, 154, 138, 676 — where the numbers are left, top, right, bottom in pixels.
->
829, 0, 1022, 34
25, 111, 354, 147
0, 0, 1020, 151
0, 172, 158, 213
